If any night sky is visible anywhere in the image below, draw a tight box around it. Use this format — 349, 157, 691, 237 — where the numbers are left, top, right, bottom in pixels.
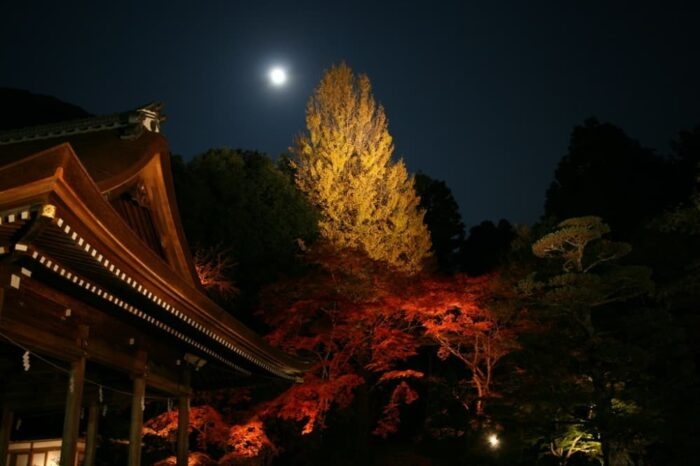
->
2, 1, 699, 227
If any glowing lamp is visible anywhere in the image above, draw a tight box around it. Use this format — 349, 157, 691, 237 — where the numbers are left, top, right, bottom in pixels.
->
488, 433, 500, 449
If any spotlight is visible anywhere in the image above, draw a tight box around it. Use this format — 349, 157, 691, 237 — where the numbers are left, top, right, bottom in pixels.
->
487, 433, 500, 449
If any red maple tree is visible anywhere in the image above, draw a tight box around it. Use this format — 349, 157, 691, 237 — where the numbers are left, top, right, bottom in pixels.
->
145, 407, 278, 464
144, 405, 229, 450
258, 244, 515, 436
258, 245, 424, 435
401, 274, 520, 415
153, 451, 216, 466
146, 248, 520, 462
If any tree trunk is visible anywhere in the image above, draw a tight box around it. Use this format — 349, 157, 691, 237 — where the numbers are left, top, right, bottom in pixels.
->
355, 383, 371, 465
601, 437, 611, 466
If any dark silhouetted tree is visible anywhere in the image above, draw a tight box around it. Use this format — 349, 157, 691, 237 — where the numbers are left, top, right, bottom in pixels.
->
0, 87, 92, 130
460, 219, 515, 276
172, 149, 318, 306
545, 119, 668, 238
667, 125, 700, 207
414, 173, 465, 272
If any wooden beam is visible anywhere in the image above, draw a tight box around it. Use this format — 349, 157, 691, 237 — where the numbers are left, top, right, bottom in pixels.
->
176, 368, 191, 466
0, 314, 83, 361
2, 388, 69, 413
0, 406, 13, 465
0, 315, 190, 397
3, 383, 116, 414
128, 375, 146, 466
84, 399, 99, 466
60, 357, 85, 466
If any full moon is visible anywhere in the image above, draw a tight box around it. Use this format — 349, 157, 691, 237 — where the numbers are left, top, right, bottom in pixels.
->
269, 67, 287, 86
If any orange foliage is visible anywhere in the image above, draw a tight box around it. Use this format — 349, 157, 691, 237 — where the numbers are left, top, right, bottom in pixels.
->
145, 407, 279, 463
259, 245, 517, 435
373, 381, 420, 438
378, 370, 424, 382
153, 452, 216, 466
260, 372, 365, 434
194, 247, 238, 298
259, 247, 424, 435
147, 253, 519, 460
143, 405, 230, 450
227, 417, 277, 458
402, 274, 520, 414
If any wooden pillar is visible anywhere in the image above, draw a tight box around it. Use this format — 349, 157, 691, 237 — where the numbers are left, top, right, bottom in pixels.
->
60, 357, 86, 466
176, 396, 190, 466
0, 289, 10, 465
176, 368, 191, 466
128, 375, 146, 466
83, 399, 99, 466
0, 406, 13, 465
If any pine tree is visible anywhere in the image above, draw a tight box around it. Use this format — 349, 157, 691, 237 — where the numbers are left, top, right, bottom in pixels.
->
292, 63, 432, 274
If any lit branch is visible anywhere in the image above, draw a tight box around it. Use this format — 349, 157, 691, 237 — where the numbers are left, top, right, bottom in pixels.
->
194, 247, 238, 299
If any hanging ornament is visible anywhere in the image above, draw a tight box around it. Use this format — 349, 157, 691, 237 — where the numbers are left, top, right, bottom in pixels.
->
15, 418, 22, 430
22, 351, 30, 371
99, 385, 104, 403
102, 405, 108, 417
167, 398, 173, 412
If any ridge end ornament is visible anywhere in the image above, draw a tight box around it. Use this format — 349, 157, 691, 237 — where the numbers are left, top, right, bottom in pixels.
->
40, 204, 56, 219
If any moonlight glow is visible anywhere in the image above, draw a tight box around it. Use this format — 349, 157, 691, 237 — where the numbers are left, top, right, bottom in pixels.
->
269, 67, 287, 86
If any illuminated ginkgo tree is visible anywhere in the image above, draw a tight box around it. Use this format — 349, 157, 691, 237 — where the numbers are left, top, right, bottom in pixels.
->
292, 63, 432, 274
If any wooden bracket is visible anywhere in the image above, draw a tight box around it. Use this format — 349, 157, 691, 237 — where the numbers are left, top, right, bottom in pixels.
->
77, 324, 90, 350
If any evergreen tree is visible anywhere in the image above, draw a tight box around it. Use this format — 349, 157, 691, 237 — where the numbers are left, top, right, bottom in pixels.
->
544, 119, 668, 238
513, 217, 689, 466
172, 149, 318, 305
292, 63, 432, 274
460, 219, 515, 276
414, 173, 465, 272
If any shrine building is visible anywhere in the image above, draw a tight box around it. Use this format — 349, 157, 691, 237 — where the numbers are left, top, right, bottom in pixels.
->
0, 103, 307, 466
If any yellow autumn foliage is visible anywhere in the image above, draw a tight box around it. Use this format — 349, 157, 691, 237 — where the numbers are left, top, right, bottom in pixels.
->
292, 63, 432, 274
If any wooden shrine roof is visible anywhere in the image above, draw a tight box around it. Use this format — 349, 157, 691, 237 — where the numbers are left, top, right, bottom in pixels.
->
0, 106, 308, 383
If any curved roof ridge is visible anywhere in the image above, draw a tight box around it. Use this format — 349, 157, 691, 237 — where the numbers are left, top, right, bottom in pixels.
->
0, 102, 165, 145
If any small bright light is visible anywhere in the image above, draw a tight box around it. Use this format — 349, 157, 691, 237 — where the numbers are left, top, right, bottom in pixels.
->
488, 433, 500, 449
269, 67, 287, 86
